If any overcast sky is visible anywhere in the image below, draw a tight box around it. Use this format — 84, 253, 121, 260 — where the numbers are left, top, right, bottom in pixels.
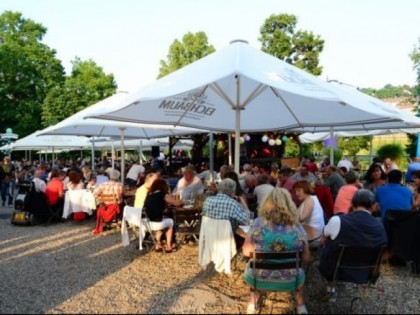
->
1, 0, 419, 93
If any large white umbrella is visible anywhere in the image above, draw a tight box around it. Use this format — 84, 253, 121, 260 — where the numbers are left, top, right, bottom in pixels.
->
3, 130, 92, 150
89, 41, 420, 174
38, 92, 206, 182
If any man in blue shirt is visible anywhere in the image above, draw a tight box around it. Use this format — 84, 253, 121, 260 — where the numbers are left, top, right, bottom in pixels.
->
405, 157, 420, 183
375, 170, 413, 222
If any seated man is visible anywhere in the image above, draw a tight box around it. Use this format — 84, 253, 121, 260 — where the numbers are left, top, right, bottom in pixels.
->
318, 189, 388, 301
93, 169, 123, 205
202, 178, 250, 247
375, 169, 413, 222
172, 165, 204, 201
92, 169, 124, 234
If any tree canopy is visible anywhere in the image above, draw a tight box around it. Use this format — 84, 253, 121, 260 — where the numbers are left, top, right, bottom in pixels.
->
42, 58, 117, 126
158, 32, 215, 78
259, 13, 324, 75
0, 11, 64, 137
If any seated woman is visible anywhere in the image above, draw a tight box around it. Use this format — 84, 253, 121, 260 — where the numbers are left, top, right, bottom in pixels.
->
333, 171, 359, 215
242, 188, 310, 314
144, 178, 183, 252
66, 171, 84, 191
45, 169, 66, 217
293, 180, 325, 247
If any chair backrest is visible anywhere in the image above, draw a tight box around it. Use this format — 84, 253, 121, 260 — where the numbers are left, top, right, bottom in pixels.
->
174, 209, 202, 238
99, 193, 118, 205
249, 250, 303, 272
332, 244, 386, 286
385, 210, 420, 261
121, 205, 143, 249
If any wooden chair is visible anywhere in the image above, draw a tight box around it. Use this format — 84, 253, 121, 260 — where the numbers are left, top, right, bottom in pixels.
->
248, 250, 303, 313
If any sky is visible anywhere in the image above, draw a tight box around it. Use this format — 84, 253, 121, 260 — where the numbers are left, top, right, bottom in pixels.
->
1, 0, 419, 93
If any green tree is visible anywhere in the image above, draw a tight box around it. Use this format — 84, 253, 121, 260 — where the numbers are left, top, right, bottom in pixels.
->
42, 58, 117, 126
259, 14, 324, 75
158, 32, 215, 78
337, 136, 370, 156
0, 11, 64, 137
361, 84, 416, 98
406, 38, 420, 157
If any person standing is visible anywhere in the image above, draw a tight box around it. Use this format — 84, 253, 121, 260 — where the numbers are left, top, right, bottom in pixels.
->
1, 156, 16, 207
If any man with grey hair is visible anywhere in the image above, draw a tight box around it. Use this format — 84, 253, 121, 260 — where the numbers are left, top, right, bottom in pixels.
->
202, 178, 250, 233
32, 169, 47, 193
172, 164, 204, 201
318, 189, 387, 301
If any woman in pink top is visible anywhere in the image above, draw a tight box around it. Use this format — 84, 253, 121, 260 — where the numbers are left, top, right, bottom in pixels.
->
333, 171, 359, 215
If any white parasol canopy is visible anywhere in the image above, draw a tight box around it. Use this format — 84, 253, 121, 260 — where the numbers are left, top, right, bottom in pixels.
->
89, 41, 420, 173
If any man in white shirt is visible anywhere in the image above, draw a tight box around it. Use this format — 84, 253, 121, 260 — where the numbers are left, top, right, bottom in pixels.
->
337, 156, 353, 172
125, 161, 145, 187
32, 170, 47, 193
253, 174, 274, 205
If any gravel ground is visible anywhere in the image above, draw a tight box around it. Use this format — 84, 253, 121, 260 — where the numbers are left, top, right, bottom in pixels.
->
0, 205, 419, 314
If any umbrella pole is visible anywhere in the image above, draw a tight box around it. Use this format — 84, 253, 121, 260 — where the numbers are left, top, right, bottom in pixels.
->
139, 139, 143, 165
112, 141, 115, 169
235, 110, 241, 174
91, 137, 96, 170
120, 127, 126, 184
329, 127, 334, 165
228, 133, 232, 166
209, 131, 214, 182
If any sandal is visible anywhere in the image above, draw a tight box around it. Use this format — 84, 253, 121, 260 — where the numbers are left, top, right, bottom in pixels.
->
165, 247, 178, 253
155, 247, 163, 252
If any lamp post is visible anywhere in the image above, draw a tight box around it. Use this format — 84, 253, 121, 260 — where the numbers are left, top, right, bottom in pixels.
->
1, 128, 19, 157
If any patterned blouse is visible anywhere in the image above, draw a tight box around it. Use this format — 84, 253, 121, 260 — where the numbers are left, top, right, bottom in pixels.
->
243, 217, 307, 291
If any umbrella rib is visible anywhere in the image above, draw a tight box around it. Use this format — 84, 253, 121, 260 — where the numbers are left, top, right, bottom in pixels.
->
270, 87, 303, 127
210, 83, 236, 108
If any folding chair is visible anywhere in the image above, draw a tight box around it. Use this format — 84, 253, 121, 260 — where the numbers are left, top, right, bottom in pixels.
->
385, 210, 420, 275
173, 209, 202, 245
93, 193, 121, 234
46, 203, 62, 225
140, 210, 160, 252
329, 244, 386, 313
247, 250, 303, 314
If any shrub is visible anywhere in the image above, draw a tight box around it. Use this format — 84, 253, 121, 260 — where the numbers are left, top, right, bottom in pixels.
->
376, 143, 406, 168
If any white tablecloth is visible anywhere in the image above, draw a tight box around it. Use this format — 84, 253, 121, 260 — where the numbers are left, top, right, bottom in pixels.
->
63, 190, 96, 219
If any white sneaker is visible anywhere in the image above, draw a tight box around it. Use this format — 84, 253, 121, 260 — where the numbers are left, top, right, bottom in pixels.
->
297, 304, 308, 314
246, 303, 256, 314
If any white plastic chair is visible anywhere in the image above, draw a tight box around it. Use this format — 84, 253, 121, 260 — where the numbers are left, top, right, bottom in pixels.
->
121, 205, 157, 251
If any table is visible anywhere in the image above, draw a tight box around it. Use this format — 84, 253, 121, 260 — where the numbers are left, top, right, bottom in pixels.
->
63, 189, 96, 219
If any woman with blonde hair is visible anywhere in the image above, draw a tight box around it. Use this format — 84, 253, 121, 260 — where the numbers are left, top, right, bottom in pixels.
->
242, 188, 310, 314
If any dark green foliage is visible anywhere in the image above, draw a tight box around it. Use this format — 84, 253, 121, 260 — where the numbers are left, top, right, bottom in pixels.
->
376, 143, 406, 165
259, 14, 324, 75
0, 11, 64, 137
158, 32, 215, 78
